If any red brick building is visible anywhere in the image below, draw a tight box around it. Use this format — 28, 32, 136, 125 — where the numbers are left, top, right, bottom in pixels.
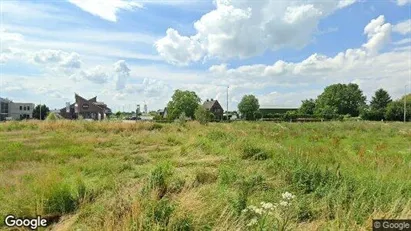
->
59, 94, 112, 120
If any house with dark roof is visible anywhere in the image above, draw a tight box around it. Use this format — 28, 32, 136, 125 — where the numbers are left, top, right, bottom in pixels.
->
202, 99, 224, 120
59, 93, 112, 120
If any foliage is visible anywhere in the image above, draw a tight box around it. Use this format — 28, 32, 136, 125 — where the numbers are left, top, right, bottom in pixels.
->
194, 106, 213, 125
385, 97, 411, 121
178, 112, 187, 125
153, 114, 164, 121
361, 89, 392, 121
238, 95, 260, 120
299, 99, 316, 115
33, 104, 50, 120
370, 88, 392, 110
315, 83, 366, 117
166, 90, 201, 120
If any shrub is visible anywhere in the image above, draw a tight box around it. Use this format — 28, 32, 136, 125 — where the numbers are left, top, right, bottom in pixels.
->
178, 112, 187, 126
195, 106, 212, 125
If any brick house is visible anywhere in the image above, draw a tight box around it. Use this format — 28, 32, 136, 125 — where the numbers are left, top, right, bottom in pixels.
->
59, 94, 112, 120
202, 99, 224, 120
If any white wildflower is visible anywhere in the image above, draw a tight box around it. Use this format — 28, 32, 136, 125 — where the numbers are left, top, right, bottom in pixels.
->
261, 202, 274, 210
248, 205, 257, 211
247, 217, 258, 227
279, 201, 289, 207
281, 192, 295, 200
255, 208, 263, 215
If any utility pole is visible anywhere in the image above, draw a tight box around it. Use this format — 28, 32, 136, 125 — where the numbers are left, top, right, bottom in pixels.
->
405, 85, 408, 123
227, 85, 229, 113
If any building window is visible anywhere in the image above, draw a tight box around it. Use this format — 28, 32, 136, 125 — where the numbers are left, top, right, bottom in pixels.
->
27, 106, 30, 111
20, 106, 22, 110
24, 106, 26, 111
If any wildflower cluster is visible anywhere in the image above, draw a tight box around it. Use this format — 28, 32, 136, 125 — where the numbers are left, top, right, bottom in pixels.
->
242, 192, 296, 229
279, 192, 295, 207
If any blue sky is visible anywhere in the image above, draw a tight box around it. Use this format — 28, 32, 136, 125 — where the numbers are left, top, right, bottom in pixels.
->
1, 0, 410, 112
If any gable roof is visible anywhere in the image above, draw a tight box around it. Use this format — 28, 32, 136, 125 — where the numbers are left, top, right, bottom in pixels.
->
203, 100, 223, 110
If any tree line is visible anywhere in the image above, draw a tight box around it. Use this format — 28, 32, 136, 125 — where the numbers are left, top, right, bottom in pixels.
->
298, 83, 411, 121
160, 83, 411, 123
26, 83, 411, 122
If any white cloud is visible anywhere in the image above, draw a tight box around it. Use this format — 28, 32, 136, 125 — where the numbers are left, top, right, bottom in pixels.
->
393, 19, 411, 35
362, 15, 392, 54
114, 60, 131, 90
155, 0, 358, 65
31, 49, 83, 71
393, 38, 411, 45
80, 65, 110, 84
0, 28, 24, 42
337, 0, 357, 9
206, 16, 409, 106
155, 28, 204, 66
397, 0, 411, 6
68, 0, 143, 22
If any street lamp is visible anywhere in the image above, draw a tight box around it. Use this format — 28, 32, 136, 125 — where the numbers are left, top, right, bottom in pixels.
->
405, 85, 408, 123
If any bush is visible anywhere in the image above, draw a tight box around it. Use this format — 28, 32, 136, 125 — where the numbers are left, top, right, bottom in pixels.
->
178, 112, 187, 125
194, 106, 212, 125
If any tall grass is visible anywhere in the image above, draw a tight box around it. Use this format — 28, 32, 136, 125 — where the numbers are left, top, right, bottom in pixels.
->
0, 120, 410, 230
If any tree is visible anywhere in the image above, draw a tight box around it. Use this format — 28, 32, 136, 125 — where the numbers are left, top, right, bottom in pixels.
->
299, 99, 316, 115
370, 89, 392, 110
238, 95, 259, 120
315, 83, 366, 117
166, 90, 201, 120
385, 94, 411, 121
33, 104, 50, 120
195, 106, 213, 125
361, 89, 392, 120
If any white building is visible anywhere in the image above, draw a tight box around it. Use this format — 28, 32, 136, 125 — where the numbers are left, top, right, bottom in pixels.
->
0, 97, 34, 120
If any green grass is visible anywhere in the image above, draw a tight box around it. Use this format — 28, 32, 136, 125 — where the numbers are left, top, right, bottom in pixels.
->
0, 120, 410, 230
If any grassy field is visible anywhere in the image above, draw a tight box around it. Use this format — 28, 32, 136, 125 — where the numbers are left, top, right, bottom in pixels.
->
0, 121, 410, 230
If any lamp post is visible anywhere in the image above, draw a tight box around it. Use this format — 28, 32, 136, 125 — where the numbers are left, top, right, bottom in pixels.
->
405, 85, 408, 123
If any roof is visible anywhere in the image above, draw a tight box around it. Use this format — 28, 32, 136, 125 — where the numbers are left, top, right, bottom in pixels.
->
60, 93, 111, 112
202, 100, 218, 110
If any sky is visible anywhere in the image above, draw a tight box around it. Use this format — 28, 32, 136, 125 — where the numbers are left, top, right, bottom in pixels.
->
0, 0, 410, 112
